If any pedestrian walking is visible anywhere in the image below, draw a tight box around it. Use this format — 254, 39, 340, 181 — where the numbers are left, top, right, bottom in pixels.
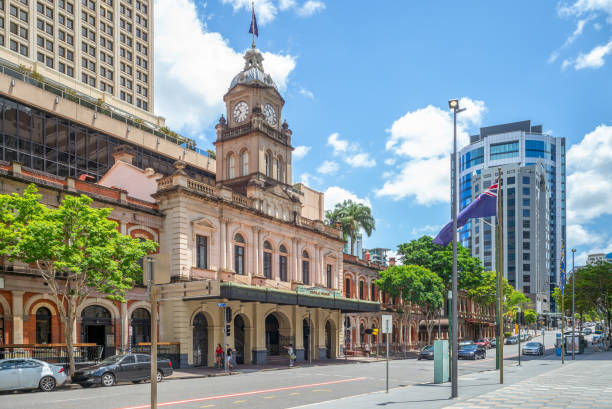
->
283, 343, 296, 367
215, 343, 224, 368
226, 345, 233, 370
364, 342, 371, 357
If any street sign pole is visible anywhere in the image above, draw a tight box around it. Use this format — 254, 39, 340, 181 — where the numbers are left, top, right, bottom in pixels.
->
218, 303, 227, 372
382, 314, 392, 394
518, 307, 521, 366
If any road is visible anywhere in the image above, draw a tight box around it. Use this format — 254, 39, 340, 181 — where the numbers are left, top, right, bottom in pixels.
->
0, 331, 563, 409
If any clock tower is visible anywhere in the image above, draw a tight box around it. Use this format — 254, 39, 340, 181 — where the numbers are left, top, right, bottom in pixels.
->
214, 48, 295, 191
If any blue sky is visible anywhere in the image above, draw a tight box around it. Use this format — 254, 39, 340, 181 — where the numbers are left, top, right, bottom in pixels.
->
154, 0, 612, 265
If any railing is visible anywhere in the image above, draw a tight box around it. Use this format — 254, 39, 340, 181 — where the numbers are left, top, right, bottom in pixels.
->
132, 342, 180, 369
231, 192, 251, 206
188, 179, 216, 195
157, 177, 174, 190
220, 120, 289, 145
0, 344, 103, 364
0, 56, 210, 157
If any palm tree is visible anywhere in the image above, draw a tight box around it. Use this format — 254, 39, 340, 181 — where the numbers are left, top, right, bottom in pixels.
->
325, 200, 375, 256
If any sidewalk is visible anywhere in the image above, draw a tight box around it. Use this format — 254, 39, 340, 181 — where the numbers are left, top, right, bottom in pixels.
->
290, 351, 612, 409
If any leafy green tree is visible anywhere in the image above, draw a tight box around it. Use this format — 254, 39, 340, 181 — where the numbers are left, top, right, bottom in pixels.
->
376, 265, 445, 345
397, 236, 484, 293
0, 186, 157, 375
325, 200, 375, 256
569, 262, 612, 337
466, 271, 513, 337
524, 309, 537, 325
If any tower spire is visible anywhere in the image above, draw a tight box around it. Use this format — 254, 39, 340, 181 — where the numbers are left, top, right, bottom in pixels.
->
248, 2, 258, 49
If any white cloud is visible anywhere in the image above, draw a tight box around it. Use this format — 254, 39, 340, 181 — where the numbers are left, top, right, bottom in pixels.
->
377, 98, 486, 204
568, 224, 604, 247
299, 87, 315, 99
299, 172, 321, 186
293, 145, 311, 159
375, 156, 450, 205
297, 0, 325, 16
324, 186, 371, 211
384, 158, 396, 166
278, 0, 296, 10
327, 132, 351, 154
573, 39, 612, 69
154, 0, 296, 135
345, 153, 376, 168
567, 124, 612, 223
558, 0, 612, 21
411, 224, 443, 236
317, 160, 339, 175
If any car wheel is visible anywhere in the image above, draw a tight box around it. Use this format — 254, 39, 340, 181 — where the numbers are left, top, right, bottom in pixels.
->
156, 371, 163, 383
39, 376, 56, 392
101, 372, 115, 387
418, 357, 421, 360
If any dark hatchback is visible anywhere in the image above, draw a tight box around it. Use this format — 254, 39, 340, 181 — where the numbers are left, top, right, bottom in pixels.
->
458, 344, 486, 360
418, 345, 434, 360
72, 354, 173, 387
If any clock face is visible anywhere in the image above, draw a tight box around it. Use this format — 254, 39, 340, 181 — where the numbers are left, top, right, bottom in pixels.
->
264, 103, 277, 126
233, 101, 249, 123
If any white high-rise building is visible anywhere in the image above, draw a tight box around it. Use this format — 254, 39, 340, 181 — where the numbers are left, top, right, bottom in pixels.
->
458, 120, 566, 312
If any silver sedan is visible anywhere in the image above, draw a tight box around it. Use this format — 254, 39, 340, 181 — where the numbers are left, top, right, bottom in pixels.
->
0, 358, 67, 392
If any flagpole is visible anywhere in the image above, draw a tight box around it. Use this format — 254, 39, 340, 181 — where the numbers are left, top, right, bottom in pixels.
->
496, 167, 504, 384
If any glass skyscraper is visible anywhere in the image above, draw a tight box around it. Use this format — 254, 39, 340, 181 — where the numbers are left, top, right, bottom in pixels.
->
458, 120, 566, 312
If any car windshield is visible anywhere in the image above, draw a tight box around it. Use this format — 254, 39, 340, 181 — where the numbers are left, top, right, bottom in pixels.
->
461, 345, 477, 351
476, 339, 486, 342
526, 342, 540, 347
99, 355, 127, 365
422, 346, 433, 351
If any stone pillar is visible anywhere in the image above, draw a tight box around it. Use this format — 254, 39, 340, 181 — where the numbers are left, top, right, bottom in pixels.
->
252, 226, 260, 277
292, 238, 299, 282
220, 218, 227, 270
121, 302, 128, 352
320, 249, 326, 286
11, 290, 24, 344
251, 302, 267, 364
226, 221, 233, 271
314, 245, 321, 285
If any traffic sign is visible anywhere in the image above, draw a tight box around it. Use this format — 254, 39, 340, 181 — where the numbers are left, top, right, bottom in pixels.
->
382, 315, 392, 334
217, 303, 226, 307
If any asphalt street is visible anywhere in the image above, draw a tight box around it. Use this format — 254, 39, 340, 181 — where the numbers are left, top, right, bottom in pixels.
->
0, 331, 562, 409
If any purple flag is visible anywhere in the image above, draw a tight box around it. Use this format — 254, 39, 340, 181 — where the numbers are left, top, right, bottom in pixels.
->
433, 182, 498, 246
249, 4, 258, 37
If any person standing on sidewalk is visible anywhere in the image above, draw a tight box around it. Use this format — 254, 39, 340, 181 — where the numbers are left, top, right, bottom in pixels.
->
283, 344, 295, 367
215, 344, 224, 369
226, 345, 233, 370
364, 342, 371, 357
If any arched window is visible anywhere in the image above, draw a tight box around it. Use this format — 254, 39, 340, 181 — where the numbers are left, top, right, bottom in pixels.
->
371, 282, 376, 301
265, 152, 271, 177
263, 240, 273, 279
360, 323, 365, 344
279, 244, 288, 282
302, 250, 310, 284
36, 307, 52, 344
345, 277, 351, 298
277, 156, 284, 182
240, 150, 249, 176
234, 233, 245, 275
359, 280, 365, 300
228, 153, 235, 179
131, 308, 150, 346
326, 264, 332, 289
275, 158, 280, 181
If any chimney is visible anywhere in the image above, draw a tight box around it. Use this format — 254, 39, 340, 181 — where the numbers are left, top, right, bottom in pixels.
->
389, 257, 396, 267
112, 145, 135, 165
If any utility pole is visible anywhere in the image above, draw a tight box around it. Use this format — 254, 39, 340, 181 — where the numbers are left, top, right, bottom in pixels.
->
517, 307, 521, 366
147, 257, 158, 409
496, 167, 504, 384
309, 310, 312, 366
572, 248, 576, 360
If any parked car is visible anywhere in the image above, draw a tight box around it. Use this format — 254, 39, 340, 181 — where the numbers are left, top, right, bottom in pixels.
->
490, 338, 497, 348
519, 333, 529, 342
459, 340, 475, 347
0, 358, 67, 392
522, 342, 544, 355
505, 336, 518, 345
458, 344, 486, 360
72, 354, 173, 387
475, 338, 491, 349
418, 345, 434, 360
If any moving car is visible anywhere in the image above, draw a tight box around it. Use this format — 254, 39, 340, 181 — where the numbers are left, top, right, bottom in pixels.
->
72, 354, 173, 387
458, 344, 486, 360
0, 358, 67, 392
522, 342, 544, 355
418, 345, 434, 360
505, 336, 518, 345
475, 338, 491, 349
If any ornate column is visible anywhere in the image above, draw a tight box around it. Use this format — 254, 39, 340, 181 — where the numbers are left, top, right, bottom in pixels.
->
219, 218, 227, 270
251, 226, 260, 277
226, 220, 232, 271
11, 290, 24, 344
292, 238, 299, 283
121, 302, 128, 352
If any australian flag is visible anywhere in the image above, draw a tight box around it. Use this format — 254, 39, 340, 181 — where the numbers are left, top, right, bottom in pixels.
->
249, 4, 258, 37
433, 182, 498, 247
560, 244, 566, 295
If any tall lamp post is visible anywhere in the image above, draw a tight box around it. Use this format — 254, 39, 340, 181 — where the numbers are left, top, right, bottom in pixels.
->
449, 98, 465, 399
146, 256, 158, 409
572, 248, 576, 360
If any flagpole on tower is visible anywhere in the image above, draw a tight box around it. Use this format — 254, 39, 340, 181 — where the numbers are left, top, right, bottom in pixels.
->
250, 2, 257, 49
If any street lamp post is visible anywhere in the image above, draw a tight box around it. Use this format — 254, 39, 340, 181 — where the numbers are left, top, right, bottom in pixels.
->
146, 256, 158, 409
449, 98, 465, 399
572, 248, 576, 361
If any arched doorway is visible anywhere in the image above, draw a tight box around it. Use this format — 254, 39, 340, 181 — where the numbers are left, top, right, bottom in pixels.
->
36, 307, 52, 344
81, 305, 114, 358
130, 308, 150, 347
266, 314, 280, 356
234, 315, 246, 364
192, 313, 208, 367
325, 321, 332, 359
303, 318, 311, 361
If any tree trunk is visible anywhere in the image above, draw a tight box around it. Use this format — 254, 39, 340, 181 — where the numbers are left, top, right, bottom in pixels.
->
65, 298, 76, 378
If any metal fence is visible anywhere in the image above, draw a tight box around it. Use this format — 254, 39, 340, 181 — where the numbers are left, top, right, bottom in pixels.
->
132, 342, 180, 369
0, 344, 103, 364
